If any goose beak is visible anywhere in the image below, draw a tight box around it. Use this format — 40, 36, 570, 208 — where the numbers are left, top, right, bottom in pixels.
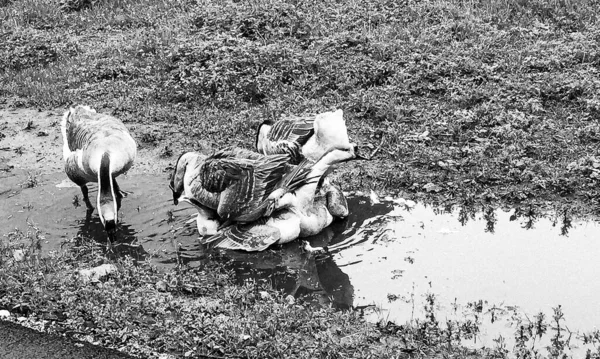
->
169, 183, 181, 205
105, 219, 117, 242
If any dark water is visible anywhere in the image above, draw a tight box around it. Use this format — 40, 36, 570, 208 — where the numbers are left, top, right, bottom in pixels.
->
2, 171, 600, 355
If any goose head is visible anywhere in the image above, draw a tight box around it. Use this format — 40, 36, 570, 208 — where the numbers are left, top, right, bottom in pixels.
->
319, 143, 369, 165
170, 151, 198, 205
97, 153, 118, 241
314, 109, 350, 150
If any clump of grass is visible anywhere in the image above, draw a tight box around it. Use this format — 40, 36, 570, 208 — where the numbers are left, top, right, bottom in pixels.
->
23, 120, 36, 130
20, 171, 39, 188
159, 145, 172, 158
58, 0, 94, 13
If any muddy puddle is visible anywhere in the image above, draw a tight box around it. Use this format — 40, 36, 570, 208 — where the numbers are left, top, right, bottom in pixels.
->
2, 170, 600, 356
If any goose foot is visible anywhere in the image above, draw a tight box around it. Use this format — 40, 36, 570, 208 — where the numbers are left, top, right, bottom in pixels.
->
301, 240, 327, 254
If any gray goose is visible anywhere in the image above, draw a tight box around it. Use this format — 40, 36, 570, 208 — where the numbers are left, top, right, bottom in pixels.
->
169, 147, 316, 229
200, 144, 366, 251
61, 105, 136, 240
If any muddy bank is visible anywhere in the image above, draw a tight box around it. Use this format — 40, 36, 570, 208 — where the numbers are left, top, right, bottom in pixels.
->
0, 108, 175, 176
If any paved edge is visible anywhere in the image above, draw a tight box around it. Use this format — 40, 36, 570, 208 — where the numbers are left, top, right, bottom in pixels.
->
0, 320, 135, 359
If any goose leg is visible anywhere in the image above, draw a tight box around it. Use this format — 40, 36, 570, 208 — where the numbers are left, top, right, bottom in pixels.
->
323, 179, 348, 219
113, 178, 123, 211
80, 184, 94, 211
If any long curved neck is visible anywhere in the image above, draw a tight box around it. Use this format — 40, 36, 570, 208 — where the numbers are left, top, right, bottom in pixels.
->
97, 152, 116, 225
255, 124, 271, 153
279, 150, 346, 210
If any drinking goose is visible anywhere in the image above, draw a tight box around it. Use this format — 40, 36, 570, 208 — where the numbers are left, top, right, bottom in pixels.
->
169, 147, 316, 228
169, 151, 221, 236
255, 109, 351, 164
202, 144, 366, 251
61, 105, 137, 240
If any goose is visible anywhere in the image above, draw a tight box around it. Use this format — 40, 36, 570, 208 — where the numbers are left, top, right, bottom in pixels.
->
61, 105, 137, 240
255, 109, 352, 164
169, 147, 317, 229
256, 109, 356, 217
202, 144, 366, 251
169, 151, 221, 236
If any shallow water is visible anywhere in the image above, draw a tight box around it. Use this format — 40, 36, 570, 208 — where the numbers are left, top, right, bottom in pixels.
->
2, 171, 600, 355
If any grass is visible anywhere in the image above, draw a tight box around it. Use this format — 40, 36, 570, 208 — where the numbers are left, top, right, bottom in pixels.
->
0, 228, 487, 359
2, 0, 600, 357
1, 0, 599, 216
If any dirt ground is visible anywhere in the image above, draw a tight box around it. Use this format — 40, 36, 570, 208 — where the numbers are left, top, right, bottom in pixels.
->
0, 107, 174, 180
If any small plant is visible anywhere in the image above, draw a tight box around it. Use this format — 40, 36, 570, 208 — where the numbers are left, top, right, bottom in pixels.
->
23, 120, 36, 131
139, 131, 158, 145
20, 171, 39, 188
72, 194, 80, 208
159, 145, 173, 158
166, 209, 174, 224
58, 0, 94, 13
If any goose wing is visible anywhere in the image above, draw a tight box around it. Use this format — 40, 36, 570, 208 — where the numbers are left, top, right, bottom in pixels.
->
215, 154, 291, 221
268, 116, 315, 145
264, 116, 315, 163
199, 149, 289, 220
202, 221, 281, 252
64, 106, 128, 152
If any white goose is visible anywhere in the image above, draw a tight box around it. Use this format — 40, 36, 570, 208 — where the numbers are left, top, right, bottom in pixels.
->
256, 109, 351, 164
256, 109, 356, 219
202, 144, 366, 251
61, 105, 137, 240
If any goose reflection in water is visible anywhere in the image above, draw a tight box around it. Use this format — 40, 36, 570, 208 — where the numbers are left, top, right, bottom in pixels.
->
74, 210, 148, 261
176, 195, 397, 311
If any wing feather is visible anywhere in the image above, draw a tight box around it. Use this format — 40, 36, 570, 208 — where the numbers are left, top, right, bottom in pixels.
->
202, 223, 281, 251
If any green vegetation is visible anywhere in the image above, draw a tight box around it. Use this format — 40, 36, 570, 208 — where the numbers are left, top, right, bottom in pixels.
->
2, 0, 600, 214
1, 226, 485, 358
2, 0, 600, 357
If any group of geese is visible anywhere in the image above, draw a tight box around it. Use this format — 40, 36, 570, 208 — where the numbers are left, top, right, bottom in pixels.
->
61, 105, 366, 252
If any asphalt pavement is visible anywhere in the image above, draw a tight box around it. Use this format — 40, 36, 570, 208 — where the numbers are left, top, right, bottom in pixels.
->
0, 320, 134, 359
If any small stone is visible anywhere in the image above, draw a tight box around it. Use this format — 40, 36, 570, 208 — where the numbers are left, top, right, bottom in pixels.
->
78, 264, 117, 283
285, 295, 295, 305
369, 190, 380, 204
156, 280, 168, 292
13, 250, 25, 262
259, 291, 271, 300
0, 310, 10, 318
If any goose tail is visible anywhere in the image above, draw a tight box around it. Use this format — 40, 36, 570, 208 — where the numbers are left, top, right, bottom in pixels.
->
61, 107, 74, 160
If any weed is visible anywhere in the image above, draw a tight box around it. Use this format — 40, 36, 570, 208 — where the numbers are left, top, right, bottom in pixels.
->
20, 171, 39, 188
159, 145, 172, 158
23, 120, 36, 130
